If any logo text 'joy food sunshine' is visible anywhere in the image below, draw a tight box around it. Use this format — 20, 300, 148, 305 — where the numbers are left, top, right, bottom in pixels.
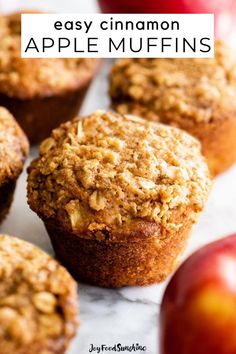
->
89, 343, 147, 353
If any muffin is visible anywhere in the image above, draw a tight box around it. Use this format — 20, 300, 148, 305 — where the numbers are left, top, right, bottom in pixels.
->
0, 13, 100, 144
0, 106, 28, 223
109, 41, 236, 176
0, 234, 78, 354
27, 111, 211, 288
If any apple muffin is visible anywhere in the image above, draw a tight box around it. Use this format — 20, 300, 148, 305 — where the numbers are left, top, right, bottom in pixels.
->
0, 12, 100, 144
109, 41, 236, 176
27, 111, 211, 288
0, 106, 28, 223
0, 234, 78, 354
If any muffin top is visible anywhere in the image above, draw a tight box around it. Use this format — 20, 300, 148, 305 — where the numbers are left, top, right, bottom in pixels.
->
0, 13, 98, 99
28, 111, 211, 241
0, 107, 28, 185
0, 234, 78, 354
110, 41, 236, 124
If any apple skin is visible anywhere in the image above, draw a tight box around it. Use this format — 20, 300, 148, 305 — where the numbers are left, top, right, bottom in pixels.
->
160, 234, 236, 354
98, 0, 233, 14
98, 0, 236, 39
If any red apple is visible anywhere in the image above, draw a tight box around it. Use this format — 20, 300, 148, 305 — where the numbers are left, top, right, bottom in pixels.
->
160, 234, 236, 354
98, 0, 236, 39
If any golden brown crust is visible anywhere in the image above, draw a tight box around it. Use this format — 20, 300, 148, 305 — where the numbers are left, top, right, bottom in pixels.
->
0, 13, 99, 99
27, 111, 211, 241
109, 41, 236, 175
45, 206, 192, 287
0, 234, 78, 354
0, 106, 28, 185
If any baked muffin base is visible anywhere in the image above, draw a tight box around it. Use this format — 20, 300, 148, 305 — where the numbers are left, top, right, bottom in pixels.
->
45, 214, 192, 288
185, 115, 236, 177
0, 84, 91, 144
0, 180, 16, 224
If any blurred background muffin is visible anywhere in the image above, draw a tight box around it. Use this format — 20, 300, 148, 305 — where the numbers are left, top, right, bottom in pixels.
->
0, 234, 78, 354
0, 106, 28, 223
110, 41, 236, 176
0, 12, 100, 144
27, 111, 211, 288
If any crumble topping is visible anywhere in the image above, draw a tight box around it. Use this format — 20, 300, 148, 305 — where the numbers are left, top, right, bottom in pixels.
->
0, 107, 28, 185
27, 111, 211, 236
110, 41, 236, 124
0, 13, 99, 98
0, 234, 78, 352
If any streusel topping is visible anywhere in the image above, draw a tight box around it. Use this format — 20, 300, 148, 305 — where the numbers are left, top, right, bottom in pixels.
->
110, 41, 236, 124
0, 13, 98, 98
0, 107, 28, 185
28, 111, 211, 237
0, 234, 78, 352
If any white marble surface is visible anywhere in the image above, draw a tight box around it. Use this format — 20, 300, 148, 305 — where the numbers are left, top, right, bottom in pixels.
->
0, 1, 236, 353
